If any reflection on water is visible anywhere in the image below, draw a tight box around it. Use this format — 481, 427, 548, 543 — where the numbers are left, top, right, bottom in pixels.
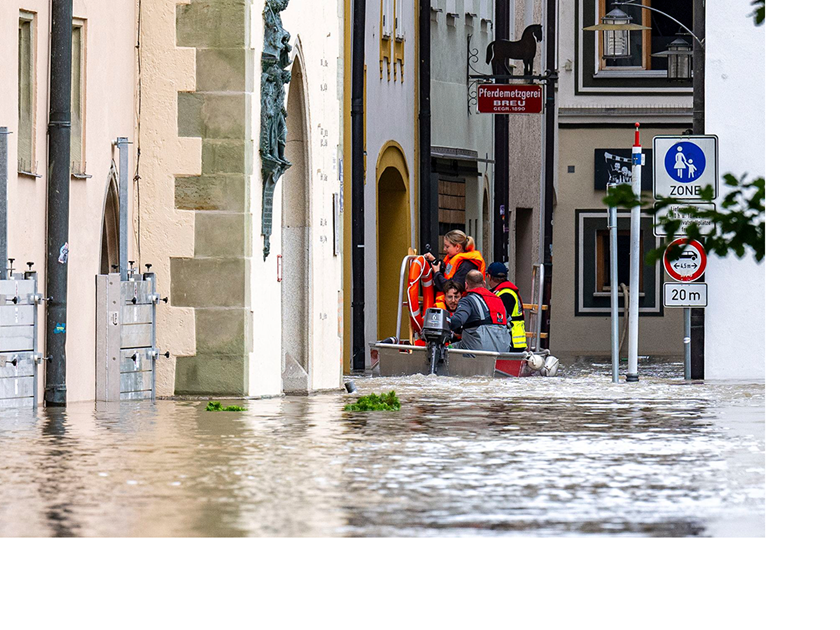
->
0, 361, 764, 537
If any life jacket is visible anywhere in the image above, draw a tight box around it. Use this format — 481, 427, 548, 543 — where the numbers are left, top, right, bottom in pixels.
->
443, 250, 486, 280
462, 287, 507, 329
493, 281, 527, 350
406, 256, 435, 333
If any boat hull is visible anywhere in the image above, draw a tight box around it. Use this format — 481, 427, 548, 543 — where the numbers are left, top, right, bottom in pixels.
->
369, 343, 547, 378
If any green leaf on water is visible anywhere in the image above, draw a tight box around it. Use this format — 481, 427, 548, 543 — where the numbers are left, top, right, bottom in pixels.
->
344, 391, 401, 412
205, 401, 246, 412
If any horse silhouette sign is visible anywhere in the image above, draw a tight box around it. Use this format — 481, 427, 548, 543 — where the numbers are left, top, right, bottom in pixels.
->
486, 24, 543, 75
477, 84, 543, 114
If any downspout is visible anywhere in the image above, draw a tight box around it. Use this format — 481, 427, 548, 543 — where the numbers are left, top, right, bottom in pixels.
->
691, 0, 705, 379
45, 0, 73, 406
351, 0, 366, 370
419, 1, 432, 251
494, 0, 510, 263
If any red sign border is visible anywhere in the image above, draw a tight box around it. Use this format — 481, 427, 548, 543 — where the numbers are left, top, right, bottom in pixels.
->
663, 238, 707, 282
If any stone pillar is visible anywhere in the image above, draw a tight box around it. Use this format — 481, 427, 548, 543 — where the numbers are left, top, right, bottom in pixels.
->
173, 0, 254, 395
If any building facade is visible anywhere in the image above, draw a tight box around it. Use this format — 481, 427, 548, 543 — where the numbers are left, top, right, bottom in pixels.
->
546, 0, 693, 362
1, 0, 137, 403
145, 0, 344, 395
704, 0, 764, 380
2, 0, 345, 403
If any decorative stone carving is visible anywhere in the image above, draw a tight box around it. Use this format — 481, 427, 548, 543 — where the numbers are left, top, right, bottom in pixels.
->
260, 0, 293, 260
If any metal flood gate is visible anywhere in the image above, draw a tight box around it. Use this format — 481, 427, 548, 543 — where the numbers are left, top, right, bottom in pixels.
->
96, 270, 164, 401
0, 272, 43, 408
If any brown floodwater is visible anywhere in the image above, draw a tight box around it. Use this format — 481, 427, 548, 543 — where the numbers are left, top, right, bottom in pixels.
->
0, 361, 764, 537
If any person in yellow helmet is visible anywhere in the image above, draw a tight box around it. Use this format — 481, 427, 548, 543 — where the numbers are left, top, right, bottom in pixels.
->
486, 262, 527, 352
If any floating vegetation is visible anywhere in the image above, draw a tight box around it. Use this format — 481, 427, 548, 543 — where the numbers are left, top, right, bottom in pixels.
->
343, 391, 401, 412
205, 401, 246, 412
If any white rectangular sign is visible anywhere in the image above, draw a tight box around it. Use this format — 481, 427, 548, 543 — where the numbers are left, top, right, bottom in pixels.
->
663, 282, 708, 308
654, 203, 716, 237
653, 135, 719, 200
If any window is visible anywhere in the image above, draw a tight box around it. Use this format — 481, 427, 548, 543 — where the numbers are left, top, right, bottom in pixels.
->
446, 0, 459, 17
578, 0, 692, 93
597, 0, 692, 73
394, 0, 405, 41
437, 178, 466, 253
464, 0, 478, 17
381, 0, 393, 39
18, 12, 36, 175
71, 19, 87, 176
575, 210, 662, 315
480, 0, 493, 27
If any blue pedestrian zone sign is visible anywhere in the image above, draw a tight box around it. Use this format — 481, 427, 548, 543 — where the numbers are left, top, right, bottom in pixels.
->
653, 135, 718, 200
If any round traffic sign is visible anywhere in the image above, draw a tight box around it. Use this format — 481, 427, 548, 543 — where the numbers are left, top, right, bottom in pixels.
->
664, 141, 707, 183
663, 238, 707, 282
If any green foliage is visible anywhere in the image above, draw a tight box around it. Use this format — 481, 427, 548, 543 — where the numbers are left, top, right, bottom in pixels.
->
344, 391, 401, 412
751, 0, 765, 26
601, 173, 764, 267
205, 401, 246, 412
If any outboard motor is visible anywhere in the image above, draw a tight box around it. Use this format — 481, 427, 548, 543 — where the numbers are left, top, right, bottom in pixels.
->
421, 307, 451, 375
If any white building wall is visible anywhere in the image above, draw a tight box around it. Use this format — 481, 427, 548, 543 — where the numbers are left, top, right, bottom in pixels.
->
705, 0, 765, 380
248, 0, 344, 394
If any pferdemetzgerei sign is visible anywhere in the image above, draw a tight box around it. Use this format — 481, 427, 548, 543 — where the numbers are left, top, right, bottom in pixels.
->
653, 135, 719, 200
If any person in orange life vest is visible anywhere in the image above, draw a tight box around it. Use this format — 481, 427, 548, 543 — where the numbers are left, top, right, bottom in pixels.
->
486, 261, 527, 352
423, 229, 486, 293
448, 270, 510, 353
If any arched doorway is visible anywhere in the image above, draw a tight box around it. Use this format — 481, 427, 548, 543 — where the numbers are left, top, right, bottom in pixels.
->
281, 56, 310, 393
100, 164, 120, 274
376, 144, 411, 341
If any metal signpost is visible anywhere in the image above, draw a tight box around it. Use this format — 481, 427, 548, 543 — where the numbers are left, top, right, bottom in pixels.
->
663, 238, 708, 380
654, 135, 718, 381
627, 124, 643, 383
607, 183, 619, 384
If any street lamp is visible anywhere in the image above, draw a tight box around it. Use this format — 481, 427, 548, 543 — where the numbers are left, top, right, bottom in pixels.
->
652, 37, 693, 81
583, 7, 649, 60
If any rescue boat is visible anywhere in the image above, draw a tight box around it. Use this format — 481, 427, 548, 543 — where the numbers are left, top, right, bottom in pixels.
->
369, 255, 557, 378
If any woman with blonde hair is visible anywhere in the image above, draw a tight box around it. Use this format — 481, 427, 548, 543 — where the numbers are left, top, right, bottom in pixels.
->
424, 229, 486, 292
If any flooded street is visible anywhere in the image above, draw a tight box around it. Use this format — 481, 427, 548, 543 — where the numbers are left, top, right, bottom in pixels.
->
0, 361, 764, 537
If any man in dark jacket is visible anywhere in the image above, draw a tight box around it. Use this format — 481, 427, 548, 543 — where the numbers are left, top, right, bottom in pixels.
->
448, 270, 510, 353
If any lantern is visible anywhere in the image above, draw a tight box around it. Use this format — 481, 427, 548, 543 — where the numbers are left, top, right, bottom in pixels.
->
583, 7, 650, 61
652, 37, 693, 80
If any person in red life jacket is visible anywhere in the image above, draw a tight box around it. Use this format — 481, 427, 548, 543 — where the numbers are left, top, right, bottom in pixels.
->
448, 270, 510, 353
423, 229, 486, 293
486, 262, 527, 352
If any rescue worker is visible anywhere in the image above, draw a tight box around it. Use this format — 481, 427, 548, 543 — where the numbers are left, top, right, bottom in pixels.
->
486, 262, 527, 352
448, 270, 510, 353
423, 230, 486, 293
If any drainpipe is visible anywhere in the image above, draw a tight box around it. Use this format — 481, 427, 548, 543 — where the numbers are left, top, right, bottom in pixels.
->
494, 0, 510, 263
691, 0, 705, 379
419, 1, 432, 252
45, 0, 73, 406
351, 0, 366, 371
541, 0, 556, 349
0, 127, 8, 279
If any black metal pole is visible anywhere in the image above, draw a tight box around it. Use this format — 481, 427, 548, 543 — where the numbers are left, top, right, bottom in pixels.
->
45, 0, 73, 406
691, 0, 705, 379
351, 0, 366, 371
541, 0, 557, 350
419, 1, 432, 250
493, 0, 510, 263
